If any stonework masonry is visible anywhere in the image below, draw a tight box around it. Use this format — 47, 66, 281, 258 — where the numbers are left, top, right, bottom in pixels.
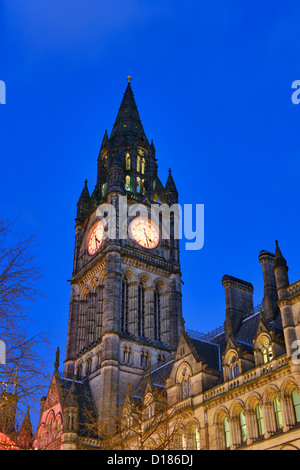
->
32, 81, 300, 450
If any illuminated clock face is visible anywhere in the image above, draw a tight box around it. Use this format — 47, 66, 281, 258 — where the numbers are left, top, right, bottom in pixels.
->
87, 221, 104, 255
129, 217, 159, 249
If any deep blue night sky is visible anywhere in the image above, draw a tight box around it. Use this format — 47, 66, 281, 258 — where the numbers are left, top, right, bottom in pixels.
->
1, 0, 300, 428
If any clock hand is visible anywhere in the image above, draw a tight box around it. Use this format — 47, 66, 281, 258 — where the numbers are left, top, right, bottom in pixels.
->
143, 228, 150, 247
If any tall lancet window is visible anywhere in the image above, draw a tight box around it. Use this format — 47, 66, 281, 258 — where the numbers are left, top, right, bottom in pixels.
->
121, 278, 129, 333
138, 282, 145, 337
125, 152, 131, 170
153, 286, 161, 342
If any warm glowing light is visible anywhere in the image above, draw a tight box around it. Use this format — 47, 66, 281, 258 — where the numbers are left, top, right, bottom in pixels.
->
87, 221, 104, 255
130, 217, 159, 249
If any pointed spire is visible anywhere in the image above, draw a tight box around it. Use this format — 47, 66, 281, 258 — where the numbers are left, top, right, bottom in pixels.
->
54, 347, 60, 372
66, 377, 78, 408
78, 179, 90, 202
110, 77, 144, 146
274, 240, 287, 269
165, 168, 178, 194
17, 407, 33, 449
180, 317, 185, 334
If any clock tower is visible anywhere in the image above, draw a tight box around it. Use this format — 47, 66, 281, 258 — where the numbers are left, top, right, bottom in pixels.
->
64, 78, 183, 423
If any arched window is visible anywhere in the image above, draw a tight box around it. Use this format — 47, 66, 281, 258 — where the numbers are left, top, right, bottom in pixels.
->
292, 388, 300, 424
224, 417, 230, 449
137, 155, 141, 173
176, 431, 186, 450
86, 357, 92, 375
76, 363, 82, 380
121, 278, 129, 333
136, 177, 141, 193
125, 152, 131, 170
97, 349, 102, 368
153, 287, 161, 342
262, 338, 273, 363
138, 282, 145, 337
141, 157, 145, 174
179, 366, 191, 400
239, 410, 247, 443
255, 403, 265, 436
125, 175, 130, 191
273, 396, 283, 431
230, 356, 239, 378
140, 350, 145, 367
187, 423, 200, 450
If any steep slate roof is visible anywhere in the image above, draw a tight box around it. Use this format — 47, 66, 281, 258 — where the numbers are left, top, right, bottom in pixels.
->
131, 307, 285, 406
109, 79, 145, 147
188, 336, 221, 370
58, 376, 98, 439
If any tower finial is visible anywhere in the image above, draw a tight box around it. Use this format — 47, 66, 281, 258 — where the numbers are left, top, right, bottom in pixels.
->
127, 75, 132, 83
54, 347, 60, 372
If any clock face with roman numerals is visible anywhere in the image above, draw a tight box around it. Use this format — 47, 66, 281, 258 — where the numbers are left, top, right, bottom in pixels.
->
87, 221, 104, 255
129, 217, 159, 249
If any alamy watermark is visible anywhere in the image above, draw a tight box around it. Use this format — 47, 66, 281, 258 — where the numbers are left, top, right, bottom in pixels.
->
291, 341, 300, 364
94, 196, 204, 251
0, 340, 6, 364
0, 80, 6, 104
291, 80, 300, 104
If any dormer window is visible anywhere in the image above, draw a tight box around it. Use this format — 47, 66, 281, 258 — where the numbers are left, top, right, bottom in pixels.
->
230, 356, 239, 378
178, 366, 191, 400
262, 338, 273, 364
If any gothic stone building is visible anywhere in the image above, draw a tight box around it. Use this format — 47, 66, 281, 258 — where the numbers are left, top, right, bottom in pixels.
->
33, 79, 300, 450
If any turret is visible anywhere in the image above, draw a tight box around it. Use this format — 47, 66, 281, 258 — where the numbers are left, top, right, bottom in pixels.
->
222, 275, 254, 339
76, 180, 90, 222
164, 168, 178, 205
258, 250, 279, 321
17, 407, 33, 449
273, 240, 289, 299
273, 241, 296, 358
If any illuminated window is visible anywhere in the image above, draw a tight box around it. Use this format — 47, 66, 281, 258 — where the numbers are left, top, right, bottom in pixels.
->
101, 182, 107, 197
141, 157, 145, 174
224, 417, 230, 448
125, 175, 130, 191
273, 396, 283, 430
256, 403, 265, 436
292, 388, 300, 423
136, 177, 141, 193
125, 153, 131, 170
195, 428, 200, 450
230, 356, 239, 378
262, 338, 273, 364
103, 152, 108, 168
137, 155, 141, 172
240, 410, 247, 443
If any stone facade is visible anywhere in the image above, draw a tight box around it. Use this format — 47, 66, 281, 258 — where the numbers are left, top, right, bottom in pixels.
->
33, 80, 300, 450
